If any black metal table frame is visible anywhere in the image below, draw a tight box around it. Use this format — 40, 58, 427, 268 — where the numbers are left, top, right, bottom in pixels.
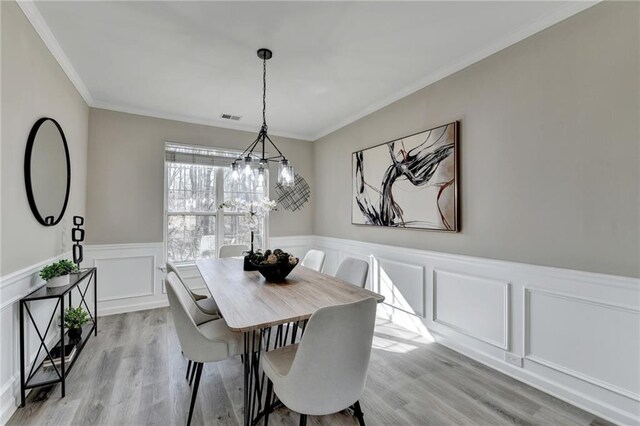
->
19, 267, 98, 407
243, 319, 307, 426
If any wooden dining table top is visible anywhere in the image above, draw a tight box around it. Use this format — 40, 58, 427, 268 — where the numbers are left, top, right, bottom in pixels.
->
196, 258, 384, 332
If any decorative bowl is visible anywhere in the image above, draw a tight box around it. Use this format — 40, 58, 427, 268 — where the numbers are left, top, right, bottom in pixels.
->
250, 249, 299, 282
253, 262, 298, 282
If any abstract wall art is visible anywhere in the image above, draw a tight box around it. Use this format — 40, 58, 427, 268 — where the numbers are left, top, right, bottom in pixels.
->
352, 121, 458, 231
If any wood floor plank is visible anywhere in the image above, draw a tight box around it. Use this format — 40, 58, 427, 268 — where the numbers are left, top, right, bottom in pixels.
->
8, 307, 607, 426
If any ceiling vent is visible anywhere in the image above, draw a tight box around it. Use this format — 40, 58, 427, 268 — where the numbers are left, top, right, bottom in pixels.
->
220, 113, 242, 121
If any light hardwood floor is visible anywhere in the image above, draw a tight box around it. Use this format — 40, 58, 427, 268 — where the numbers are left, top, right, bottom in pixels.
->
8, 308, 610, 426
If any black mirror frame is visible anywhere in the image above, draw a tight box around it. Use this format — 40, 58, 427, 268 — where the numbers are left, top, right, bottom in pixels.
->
24, 117, 71, 227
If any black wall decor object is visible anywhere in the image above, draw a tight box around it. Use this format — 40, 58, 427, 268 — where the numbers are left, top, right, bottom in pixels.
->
24, 117, 71, 227
275, 173, 311, 211
72, 216, 85, 266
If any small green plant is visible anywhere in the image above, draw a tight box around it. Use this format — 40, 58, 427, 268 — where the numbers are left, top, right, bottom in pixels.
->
64, 307, 89, 330
39, 259, 79, 281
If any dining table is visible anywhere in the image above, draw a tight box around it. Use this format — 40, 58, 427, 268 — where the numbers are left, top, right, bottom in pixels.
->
196, 257, 384, 426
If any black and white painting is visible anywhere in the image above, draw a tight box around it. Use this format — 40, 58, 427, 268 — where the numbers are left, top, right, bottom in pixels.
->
352, 122, 458, 231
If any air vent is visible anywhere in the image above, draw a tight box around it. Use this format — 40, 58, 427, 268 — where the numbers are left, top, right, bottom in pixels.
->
220, 113, 242, 121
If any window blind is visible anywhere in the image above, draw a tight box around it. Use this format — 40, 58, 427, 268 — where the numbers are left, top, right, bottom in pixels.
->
164, 143, 264, 167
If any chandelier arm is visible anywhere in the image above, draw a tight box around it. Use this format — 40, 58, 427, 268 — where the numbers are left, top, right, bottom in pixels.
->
237, 134, 263, 160
264, 134, 286, 159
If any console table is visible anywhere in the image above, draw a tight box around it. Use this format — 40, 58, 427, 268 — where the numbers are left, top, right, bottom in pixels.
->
19, 267, 97, 407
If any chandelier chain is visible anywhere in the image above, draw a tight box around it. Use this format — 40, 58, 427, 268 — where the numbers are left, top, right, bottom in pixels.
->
262, 56, 267, 130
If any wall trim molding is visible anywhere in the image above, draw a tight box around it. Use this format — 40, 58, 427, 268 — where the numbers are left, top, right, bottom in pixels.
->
98, 298, 169, 317
523, 287, 640, 402
16, 0, 599, 142
3, 237, 638, 425
310, 1, 600, 140
16, 1, 93, 105
92, 254, 156, 301
84, 242, 164, 251
312, 235, 639, 425
0, 375, 18, 425
0, 252, 71, 290
432, 268, 511, 350
313, 235, 639, 289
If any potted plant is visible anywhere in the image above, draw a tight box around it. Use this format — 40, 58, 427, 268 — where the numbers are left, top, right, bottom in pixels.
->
64, 307, 89, 341
40, 259, 79, 288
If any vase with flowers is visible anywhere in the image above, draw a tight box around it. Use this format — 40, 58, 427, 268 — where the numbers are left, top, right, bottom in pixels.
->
219, 197, 277, 270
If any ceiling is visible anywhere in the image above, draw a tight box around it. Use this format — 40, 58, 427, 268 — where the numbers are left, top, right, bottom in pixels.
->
25, 1, 597, 141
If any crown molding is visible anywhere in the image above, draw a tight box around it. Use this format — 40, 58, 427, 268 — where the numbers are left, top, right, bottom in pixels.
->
17, 0, 93, 105
90, 101, 314, 141
18, 0, 599, 143
309, 0, 600, 141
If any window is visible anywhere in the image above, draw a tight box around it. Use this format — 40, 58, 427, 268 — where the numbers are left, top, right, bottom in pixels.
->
165, 143, 267, 263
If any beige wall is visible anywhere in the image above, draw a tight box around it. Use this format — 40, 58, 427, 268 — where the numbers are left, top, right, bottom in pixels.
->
313, 2, 640, 278
86, 108, 314, 245
1, 1, 89, 275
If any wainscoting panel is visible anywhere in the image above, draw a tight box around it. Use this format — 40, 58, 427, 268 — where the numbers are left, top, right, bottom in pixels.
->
310, 235, 640, 425
375, 257, 425, 316
84, 243, 166, 316
0, 252, 71, 424
525, 288, 640, 401
95, 255, 155, 301
433, 269, 510, 350
2, 237, 639, 425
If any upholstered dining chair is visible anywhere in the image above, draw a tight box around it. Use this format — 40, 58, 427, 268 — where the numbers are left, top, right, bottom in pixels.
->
261, 297, 377, 426
166, 262, 220, 322
218, 244, 249, 258
167, 262, 222, 386
300, 249, 326, 272
335, 258, 369, 288
166, 273, 244, 426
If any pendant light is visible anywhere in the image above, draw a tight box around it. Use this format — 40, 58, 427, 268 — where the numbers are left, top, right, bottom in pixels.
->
231, 49, 294, 187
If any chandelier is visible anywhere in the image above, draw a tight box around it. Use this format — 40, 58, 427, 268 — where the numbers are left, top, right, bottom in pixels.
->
231, 48, 294, 187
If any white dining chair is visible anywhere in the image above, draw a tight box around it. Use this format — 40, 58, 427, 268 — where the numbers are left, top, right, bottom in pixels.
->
262, 297, 377, 426
166, 262, 220, 323
218, 244, 249, 258
335, 258, 369, 288
300, 249, 326, 272
166, 272, 244, 426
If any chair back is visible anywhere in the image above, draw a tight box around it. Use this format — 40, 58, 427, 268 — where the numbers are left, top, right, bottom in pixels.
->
335, 258, 369, 288
301, 249, 326, 272
219, 244, 249, 258
284, 297, 377, 415
166, 273, 233, 362
167, 261, 197, 301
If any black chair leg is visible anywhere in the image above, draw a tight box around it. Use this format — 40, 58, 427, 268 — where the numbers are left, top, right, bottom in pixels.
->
299, 414, 307, 426
187, 363, 203, 426
353, 401, 365, 426
264, 379, 274, 426
189, 362, 197, 386
186, 360, 192, 380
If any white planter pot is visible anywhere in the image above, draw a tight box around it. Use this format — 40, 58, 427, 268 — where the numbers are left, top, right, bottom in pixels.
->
46, 274, 70, 288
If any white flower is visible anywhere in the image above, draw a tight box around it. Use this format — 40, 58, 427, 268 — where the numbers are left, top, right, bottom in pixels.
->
288, 256, 298, 265
218, 197, 277, 231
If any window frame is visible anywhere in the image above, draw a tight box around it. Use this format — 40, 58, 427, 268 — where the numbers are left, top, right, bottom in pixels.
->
163, 142, 269, 266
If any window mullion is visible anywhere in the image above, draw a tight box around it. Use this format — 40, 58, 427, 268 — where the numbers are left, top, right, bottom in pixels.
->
215, 167, 225, 257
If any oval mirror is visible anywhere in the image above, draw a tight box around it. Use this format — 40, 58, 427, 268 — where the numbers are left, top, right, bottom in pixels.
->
24, 117, 71, 226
